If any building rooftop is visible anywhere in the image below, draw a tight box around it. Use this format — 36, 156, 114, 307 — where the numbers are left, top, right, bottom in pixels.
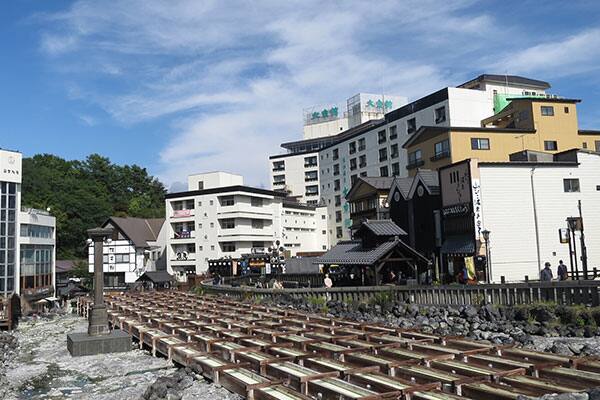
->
165, 185, 288, 199
458, 74, 551, 90
104, 217, 165, 248
359, 220, 407, 237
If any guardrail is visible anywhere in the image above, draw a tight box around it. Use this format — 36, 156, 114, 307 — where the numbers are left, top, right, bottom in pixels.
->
203, 279, 600, 306
224, 273, 324, 288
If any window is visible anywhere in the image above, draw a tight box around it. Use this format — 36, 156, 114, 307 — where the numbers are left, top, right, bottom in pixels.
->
378, 130, 387, 144
349, 142, 356, 154
564, 179, 580, 193
251, 197, 263, 207
334, 179, 340, 191
221, 219, 235, 229
220, 196, 234, 206
252, 219, 264, 229
541, 106, 554, 116
209, 200, 214, 206
360, 171, 367, 177
307, 200, 318, 206
351, 174, 358, 185
332, 149, 339, 160
379, 148, 388, 162
252, 241, 264, 249
564, 106, 569, 114
408, 149, 422, 165
272, 160, 285, 171
210, 245, 215, 251
222, 242, 236, 252
198, 181, 204, 190
273, 174, 285, 185
336, 227, 343, 239
210, 222, 214, 228
335, 211, 342, 223
358, 138, 366, 151
333, 164, 340, 176
350, 158, 357, 170
115, 254, 129, 263
471, 138, 490, 150
544, 140, 558, 151
407, 118, 416, 134
390, 144, 399, 159
435, 106, 446, 123
359, 155, 367, 168
380, 166, 389, 177
596, 141, 600, 152
305, 170, 318, 181
392, 163, 400, 176
304, 156, 317, 167
389, 125, 397, 140
334, 195, 341, 206
306, 185, 319, 196
583, 142, 588, 149
434, 139, 450, 159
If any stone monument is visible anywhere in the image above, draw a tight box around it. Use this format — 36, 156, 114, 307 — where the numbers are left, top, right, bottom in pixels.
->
67, 227, 131, 356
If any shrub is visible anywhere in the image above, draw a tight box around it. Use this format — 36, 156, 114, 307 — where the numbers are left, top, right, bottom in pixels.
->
369, 291, 394, 311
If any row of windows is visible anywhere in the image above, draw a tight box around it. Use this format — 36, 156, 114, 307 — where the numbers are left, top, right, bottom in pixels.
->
0, 184, 17, 296
20, 224, 54, 239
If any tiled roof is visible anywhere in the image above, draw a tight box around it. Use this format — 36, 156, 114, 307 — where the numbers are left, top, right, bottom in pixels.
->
441, 235, 475, 255
361, 220, 407, 236
136, 271, 175, 283
361, 176, 395, 190
106, 217, 165, 248
315, 239, 400, 265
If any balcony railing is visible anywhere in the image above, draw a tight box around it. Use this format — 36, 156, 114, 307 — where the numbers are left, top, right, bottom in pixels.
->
406, 160, 425, 170
273, 180, 286, 186
172, 209, 194, 218
272, 166, 285, 172
430, 151, 451, 162
304, 163, 318, 168
173, 230, 195, 239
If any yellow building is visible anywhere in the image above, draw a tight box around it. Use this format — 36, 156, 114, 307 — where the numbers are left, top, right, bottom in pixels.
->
402, 98, 600, 174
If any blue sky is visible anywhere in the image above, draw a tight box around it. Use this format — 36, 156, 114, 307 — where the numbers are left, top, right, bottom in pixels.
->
2, 1, 600, 190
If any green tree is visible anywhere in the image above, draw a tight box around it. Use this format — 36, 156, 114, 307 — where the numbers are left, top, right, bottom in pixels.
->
22, 153, 167, 259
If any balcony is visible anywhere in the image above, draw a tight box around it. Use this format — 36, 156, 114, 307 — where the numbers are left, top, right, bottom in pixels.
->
305, 177, 318, 182
172, 230, 196, 240
171, 209, 194, 218
304, 163, 318, 168
273, 180, 286, 186
430, 151, 451, 162
272, 166, 285, 172
406, 160, 425, 170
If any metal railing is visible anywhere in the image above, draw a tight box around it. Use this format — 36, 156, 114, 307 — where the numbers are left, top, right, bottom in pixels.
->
203, 279, 600, 306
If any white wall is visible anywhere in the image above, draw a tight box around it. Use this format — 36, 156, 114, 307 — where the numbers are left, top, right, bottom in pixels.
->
479, 152, 600, 282
188, 171, 244, 191
269, 152, 320, 204
303, 118, 349, 140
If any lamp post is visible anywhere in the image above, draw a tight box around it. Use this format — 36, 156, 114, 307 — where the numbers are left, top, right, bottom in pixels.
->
481, 229, 491, 283
567, 217, 579, 280
87, 227, 114, 336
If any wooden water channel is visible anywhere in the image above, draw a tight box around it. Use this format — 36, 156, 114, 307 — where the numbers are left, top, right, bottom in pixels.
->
78, 292, 600, 400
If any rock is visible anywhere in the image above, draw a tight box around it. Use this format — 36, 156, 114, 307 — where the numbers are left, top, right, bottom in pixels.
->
551, 341, 574, 356
588, 387, 600, 400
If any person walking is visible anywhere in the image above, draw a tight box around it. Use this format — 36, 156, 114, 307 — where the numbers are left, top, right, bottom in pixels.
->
540, 262, 553, 281
557, 260, 569, 281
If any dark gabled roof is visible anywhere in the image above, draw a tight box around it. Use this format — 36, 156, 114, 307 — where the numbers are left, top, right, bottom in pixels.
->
360, 176, 395, 191
359, 220, 407, 237
136, 271, 175, 283
104, 217, 164, 248
165, 185, 287, 199
315, 239, 400, 265
458, 74, 550, 90
410, 170, 440, 196
441, 235, 475, 255
402, 126, 536, 149
389, 176, 413, 200
56, 260, 79, 273
315, 237, 430, 265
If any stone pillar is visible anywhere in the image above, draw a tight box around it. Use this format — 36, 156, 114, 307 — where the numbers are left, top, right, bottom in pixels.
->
87, 227, 113, 336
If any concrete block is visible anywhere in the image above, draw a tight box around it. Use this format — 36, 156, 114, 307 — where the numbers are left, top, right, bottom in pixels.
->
67, 329, 131, 357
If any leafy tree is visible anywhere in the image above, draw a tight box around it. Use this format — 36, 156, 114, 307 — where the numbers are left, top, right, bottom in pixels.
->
22, 154, 166, 259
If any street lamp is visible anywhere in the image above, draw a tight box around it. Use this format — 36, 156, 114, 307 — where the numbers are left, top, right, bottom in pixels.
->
481, 229, 491, 283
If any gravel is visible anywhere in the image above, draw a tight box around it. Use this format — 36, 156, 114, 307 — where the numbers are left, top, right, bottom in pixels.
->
0, 313, 238, 400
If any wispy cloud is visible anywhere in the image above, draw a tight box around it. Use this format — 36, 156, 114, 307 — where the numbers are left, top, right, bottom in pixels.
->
77, 114, 97, 126
35, 0, 600, 187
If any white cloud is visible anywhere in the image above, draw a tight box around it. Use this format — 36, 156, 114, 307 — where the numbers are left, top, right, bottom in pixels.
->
38, 0, 599, 188
488, 28, 600, 77
77, 114, 97, 126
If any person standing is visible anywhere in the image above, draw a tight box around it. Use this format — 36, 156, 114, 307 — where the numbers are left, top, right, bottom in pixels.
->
557, 260, 569, 281
540, 262, 553, 281
323, 274, 333, 288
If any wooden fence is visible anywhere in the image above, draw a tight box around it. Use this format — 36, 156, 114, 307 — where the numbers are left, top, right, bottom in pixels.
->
202, 279, 600, 307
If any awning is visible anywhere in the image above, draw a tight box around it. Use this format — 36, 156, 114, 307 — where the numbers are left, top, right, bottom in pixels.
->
441, 235, 475, 255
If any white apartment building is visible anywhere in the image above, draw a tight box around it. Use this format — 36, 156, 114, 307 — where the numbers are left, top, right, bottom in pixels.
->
1, 149, 57, 308
270, 93, 408, 204
88, 217, 166, 289
318, 75, 551, 245
165, 172, 328, 279
440, 149, 600, 283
